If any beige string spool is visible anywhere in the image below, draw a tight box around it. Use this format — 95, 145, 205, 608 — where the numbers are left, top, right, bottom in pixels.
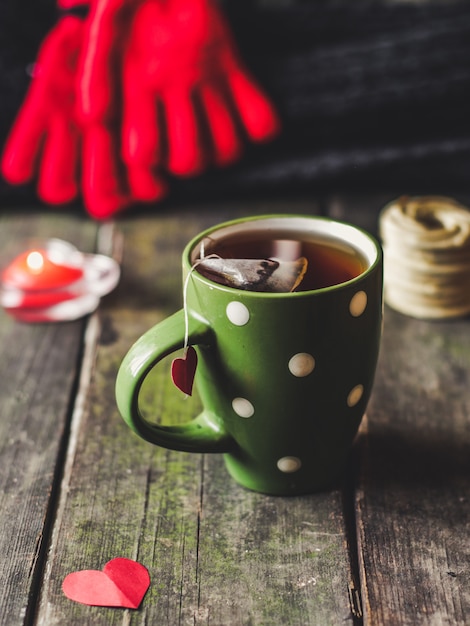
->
379, 195, 470, 319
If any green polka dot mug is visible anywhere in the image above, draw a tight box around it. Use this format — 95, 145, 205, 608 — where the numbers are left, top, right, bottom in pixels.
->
116, 215, 383, 495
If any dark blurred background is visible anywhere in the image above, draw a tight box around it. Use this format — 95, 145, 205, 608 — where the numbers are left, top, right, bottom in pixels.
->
1, 0, 469, 210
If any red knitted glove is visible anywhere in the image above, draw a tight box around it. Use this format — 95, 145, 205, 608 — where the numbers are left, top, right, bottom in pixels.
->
3, 0, 279, 217
79, 0, 280, 198
0, 12, 164, 218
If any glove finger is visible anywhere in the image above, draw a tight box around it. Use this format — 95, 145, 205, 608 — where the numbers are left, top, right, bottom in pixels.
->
164, 87, 205, 176
122, 63, 161, 167
127, 165, 167, 202
78, 0, 129, 122
208, 2, 280, 143
121, 59, 165, 201
226, 70, 280, 142
82, 124, 132, 219
1, 103, 46, 184
198, 82, 242, 167
38, 116, 79, 204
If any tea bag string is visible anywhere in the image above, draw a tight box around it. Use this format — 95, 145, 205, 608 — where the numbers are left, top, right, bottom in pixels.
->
182, 254, 220, 356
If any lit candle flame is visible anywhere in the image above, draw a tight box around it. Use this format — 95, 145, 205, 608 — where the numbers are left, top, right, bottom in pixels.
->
26, 251, 45, 273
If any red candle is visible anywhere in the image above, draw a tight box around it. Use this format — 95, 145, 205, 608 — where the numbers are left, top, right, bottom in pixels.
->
1, 249, 83, 291
1, 287, 78, 310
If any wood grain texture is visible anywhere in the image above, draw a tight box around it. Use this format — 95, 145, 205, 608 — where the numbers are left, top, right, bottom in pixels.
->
329, 194, 470, 625
36, 201, 357, 625
356, 310, 470, 626
0, 212, 98, 625
5, 197, 467, 625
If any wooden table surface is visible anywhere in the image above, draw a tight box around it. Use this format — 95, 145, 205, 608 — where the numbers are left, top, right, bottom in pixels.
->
0, 195, 469, 625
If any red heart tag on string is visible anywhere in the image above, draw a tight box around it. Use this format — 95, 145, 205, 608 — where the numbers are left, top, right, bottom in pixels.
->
62, 558, 150, 609
171, 346, 198, 395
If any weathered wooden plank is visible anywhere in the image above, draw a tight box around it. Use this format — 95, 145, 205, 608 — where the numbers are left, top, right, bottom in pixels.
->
37, 201, 357, 625
357, 309, 470, 626
0, 211, 98, 625
329, 193, 470, 625
197, 458, 355, 625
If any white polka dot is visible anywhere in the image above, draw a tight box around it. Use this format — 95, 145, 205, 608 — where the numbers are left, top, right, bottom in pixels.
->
349, 291, 368, 317
288, 353, 315, 377
277, 456, 302, 473
347, 384, 364, 407
232, 397, 255, 418
226, 301, 250, 326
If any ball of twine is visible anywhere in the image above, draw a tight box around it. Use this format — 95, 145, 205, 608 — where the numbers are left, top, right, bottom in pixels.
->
379, 195, 470, 319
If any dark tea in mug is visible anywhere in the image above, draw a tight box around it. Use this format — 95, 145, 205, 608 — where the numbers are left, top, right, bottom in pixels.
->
196, 228, 368, 291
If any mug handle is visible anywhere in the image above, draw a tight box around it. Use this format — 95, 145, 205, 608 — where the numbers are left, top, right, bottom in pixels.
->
115, 309, 234, 453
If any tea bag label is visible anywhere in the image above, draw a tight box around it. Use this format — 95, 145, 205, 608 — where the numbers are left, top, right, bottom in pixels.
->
171, 346, 198, 396
197, 257, 308, 292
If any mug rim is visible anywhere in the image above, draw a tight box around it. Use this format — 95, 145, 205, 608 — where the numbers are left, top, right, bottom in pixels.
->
184, 214, 382, 297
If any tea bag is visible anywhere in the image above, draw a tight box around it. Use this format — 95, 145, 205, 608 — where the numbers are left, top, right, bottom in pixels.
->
197, 256, 308, 292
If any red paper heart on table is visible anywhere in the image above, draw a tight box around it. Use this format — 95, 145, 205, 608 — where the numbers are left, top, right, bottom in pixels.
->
62, 558, 150, 609
171, 346, 198, 395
